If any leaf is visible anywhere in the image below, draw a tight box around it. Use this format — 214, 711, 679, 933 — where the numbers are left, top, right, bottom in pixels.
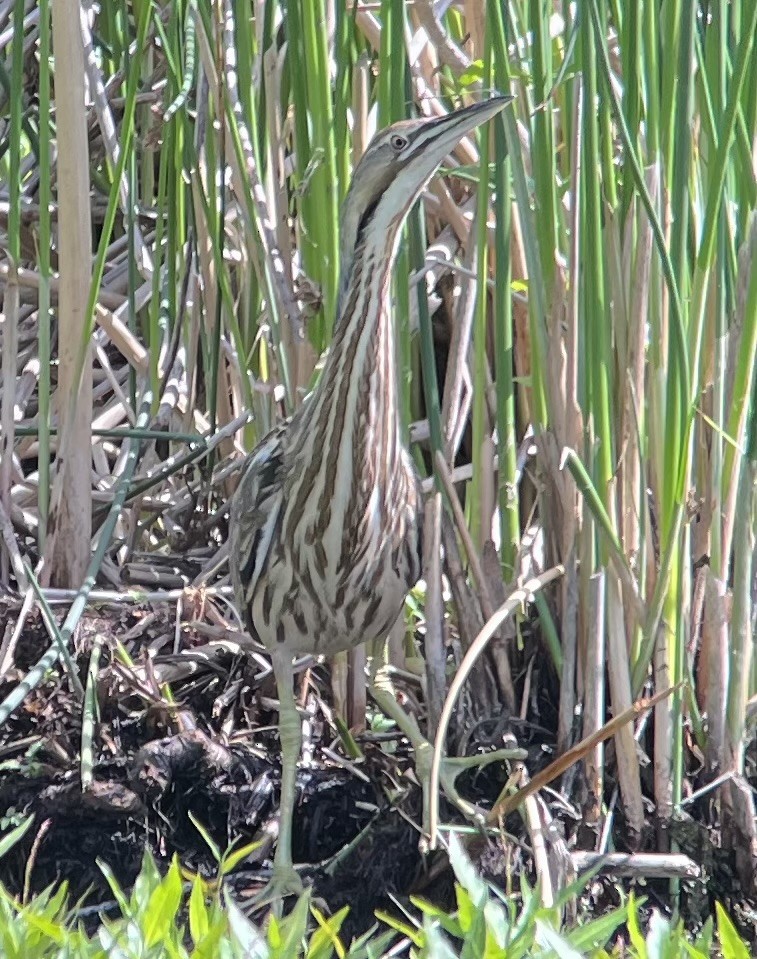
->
626, 893, 647, 955
345, 926, 398, 959
447, 833, 488, 909
716, 902, 750, 959
220, 838, 264, 877
509, 879, 540, 949
683, 943, 710, 959
410, 897, 463, 940
191, 916, 229, 959
97, 859, 132, 918
308, 904, 349, 959
420, 915, 459, 959
455, 885, 475, 935
566, 903, 627, 951
374, 910, 422, 947
21, 910, 68, 945
144, 856, 184, 947
645, 909, 672, 959
535, 918, 584, 958
131, 849, 161, 912
189, 812, 222, 864
274, 890, 311, 958
0, 815, 34, 859
483, 899, 509, 953
458, 59, 485, 86
224, 890, 269, 959
189, 873, 209, 944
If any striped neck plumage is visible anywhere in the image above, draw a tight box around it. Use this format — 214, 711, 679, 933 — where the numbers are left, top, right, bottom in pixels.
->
307, 206, 405, 463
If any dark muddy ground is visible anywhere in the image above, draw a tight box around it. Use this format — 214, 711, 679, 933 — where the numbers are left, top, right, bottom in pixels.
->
0, 596, 755, 944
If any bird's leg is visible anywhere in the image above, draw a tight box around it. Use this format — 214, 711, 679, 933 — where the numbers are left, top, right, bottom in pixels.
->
369, 661, 483, 833
370, 662, 523, 839
253, 649, 305, 906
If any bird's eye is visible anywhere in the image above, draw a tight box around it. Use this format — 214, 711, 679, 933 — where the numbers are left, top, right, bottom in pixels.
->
390, 134, 408, 152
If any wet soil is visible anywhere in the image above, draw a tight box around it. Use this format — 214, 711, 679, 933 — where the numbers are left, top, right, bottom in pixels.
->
0, 597, 755, 945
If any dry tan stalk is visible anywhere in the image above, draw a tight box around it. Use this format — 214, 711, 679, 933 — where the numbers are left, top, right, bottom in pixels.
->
331, 648, 349, 731
0, 584, 37, 677
440, 241, 477, 454
557, 96, 583, 743
434, 456, 496, 610
91, 442, 109, 483
414, 0, 472, 75
155, 346, 189, 423
702, 568, 728, 775
351, 6, 380, 50
0, 262, 125, 309
606, 569, 644, 839
440, 514, 496, 717
518, 770, 557, 908
0, 498, 26, 590
44, 0, 93, 588
14, 356, 40, 418
427, 181, 473, 245
582, 570, 606, 827
407, 5, 437, 89
222, 337, 247, 440
723, 776, 757, 898
345, 642, 367, 734
652, 623, 673, 822
571, 851, 700, 880
489, 682, 679, 823
463, 0, 485, 55
476, 431, 497, 553
623, 170, 657, 564
448, 377, 473, 460
92, 346, 137, 429
0, 4, 39, 53
94, 304, 150, 374
720, 219, 757, 577
0, 263, 19, 585
438, 452, 517, 707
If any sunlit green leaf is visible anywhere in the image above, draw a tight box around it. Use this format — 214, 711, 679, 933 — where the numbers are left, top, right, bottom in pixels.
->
0, 815, 34, 859
716, 902, 750, 959
189, 873, 210, 944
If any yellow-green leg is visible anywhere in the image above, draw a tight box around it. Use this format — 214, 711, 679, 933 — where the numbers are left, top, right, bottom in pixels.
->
254, 650, 305, 906
369, 664, 476, 828
370, 662, 519, 837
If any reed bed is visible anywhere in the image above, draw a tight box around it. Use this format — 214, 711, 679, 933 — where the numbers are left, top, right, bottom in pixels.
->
0, 0, 755, 938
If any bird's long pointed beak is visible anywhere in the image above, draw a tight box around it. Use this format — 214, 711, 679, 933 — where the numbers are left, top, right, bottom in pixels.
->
411, 94, 513, 170
427, 94, 514, 139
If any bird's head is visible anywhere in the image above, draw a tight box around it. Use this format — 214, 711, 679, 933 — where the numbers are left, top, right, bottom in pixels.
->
337, 94, 513, 305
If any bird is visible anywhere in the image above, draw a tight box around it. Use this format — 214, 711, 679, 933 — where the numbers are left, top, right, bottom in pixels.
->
229, 94, 513, 903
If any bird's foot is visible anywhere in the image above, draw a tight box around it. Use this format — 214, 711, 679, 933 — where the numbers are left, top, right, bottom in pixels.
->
248, 865, 305, 915
370, 674, 524, 841
413, 739, 482, 822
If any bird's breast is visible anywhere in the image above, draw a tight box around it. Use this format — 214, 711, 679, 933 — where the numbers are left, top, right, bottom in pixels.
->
249, 456, 422, 658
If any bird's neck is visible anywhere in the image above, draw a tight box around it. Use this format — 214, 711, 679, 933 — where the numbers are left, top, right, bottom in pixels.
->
310, 227, 403, 459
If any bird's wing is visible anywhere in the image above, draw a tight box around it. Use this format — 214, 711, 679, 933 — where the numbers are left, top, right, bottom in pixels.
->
229, 422, 289, 622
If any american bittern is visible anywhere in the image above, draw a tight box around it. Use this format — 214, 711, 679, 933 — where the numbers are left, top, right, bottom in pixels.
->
230, 95, 512, 901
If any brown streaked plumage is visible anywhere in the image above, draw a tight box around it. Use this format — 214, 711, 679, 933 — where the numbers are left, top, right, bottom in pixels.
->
229, 95, 513, 903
